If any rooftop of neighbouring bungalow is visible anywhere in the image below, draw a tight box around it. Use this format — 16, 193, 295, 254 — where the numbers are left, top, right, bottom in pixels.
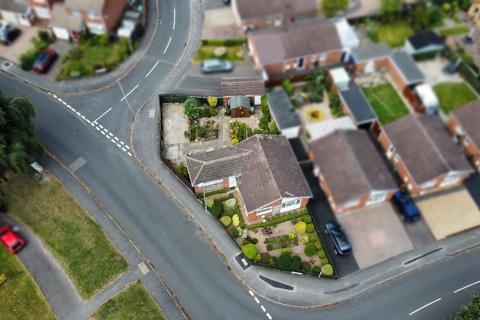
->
267, 89, 301, 131
339, 81, 377, 126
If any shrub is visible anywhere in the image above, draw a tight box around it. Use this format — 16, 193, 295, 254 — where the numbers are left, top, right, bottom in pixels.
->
205, 198, 214, 208
19, 49, 37, 70
288, 232, 296, 240
306, 223, 315, 233
220, 215, 232, 227
304, 244, 318, 257
0, 273, 7, 286
231, 138, 239, 145
268, 121, 279, 134
278, 252, 292, 269
248, 210, 309, 229
198, 126, 208, 138
268, 256, 278, 267
302, 261, 312, 273
308, 92, 322, 103
318, 250, 326, 259
98, 34, 110, 46
251, 238, 258, 244
230, 121, 252, 142
266, 243, 274, 251
320, 257, 329, 265
291, 256, 302, 271
300, 236, 310, 245
174, 163, 189, 178
242, 243, 258, 260
282, 79, 294, 96
322, 264, 334, 276
312, 265, 321, 275
232, 214, 240, 227
207, 96, 218, 108
225, 198, 236, 208
309, 234, 318, 242
280, 247, 292, 255
295, 221, 307, 234
314, 241, 322, 250
210, 200, 223, 218
184, 98, 201, 121
301, 215, 312, 223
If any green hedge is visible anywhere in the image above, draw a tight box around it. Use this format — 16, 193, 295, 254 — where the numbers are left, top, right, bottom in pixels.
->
247, 210, 310, 230
201, 38, 246, 46
196, 188, 228, 198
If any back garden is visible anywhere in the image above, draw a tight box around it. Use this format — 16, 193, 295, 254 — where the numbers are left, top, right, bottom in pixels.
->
202, 190, 335, 278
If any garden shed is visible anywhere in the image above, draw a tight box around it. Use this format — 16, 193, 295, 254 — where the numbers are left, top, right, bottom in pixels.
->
229, 96, 251, 118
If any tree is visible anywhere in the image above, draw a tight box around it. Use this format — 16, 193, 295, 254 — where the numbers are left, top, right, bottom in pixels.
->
241, 243, 258, 260
454, 293, 480, 320
380, 0, 403, 20
184, 98, 201, 121
322, 0, 349, 17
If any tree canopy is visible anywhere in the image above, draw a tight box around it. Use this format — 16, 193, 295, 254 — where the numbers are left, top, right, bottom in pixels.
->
454, 293, 480, 320
321, 0, 349, 18
0, 92, 42, 178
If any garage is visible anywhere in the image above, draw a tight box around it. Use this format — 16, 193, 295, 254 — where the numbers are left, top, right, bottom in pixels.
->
415, 187, 480, 240
337, 203, 414, 269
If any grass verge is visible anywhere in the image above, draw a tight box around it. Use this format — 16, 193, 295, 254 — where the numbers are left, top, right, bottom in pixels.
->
439, 25, 470, 37
369, 22, 414, 48
194, 45, 245, 63
2, 172, 128, 298
93, 280, 165, 320
0, 247, 55, 320
433, 82, 477, 114
362, 83, 410, 125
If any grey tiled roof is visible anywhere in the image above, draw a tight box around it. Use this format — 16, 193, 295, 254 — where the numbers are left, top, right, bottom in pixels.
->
339, 81, 377, 126
185, 135, 312, 212
453, 101, 480, 148
66, 0, 105, 12
235, 0, 317, 20
310, 130, 397, 205
351, 43, 392, 62
391, 51, 425, 85
384, 114, 473, 184
267, 89, 301, 130
0, 0, 27, 12
220, 78, 265, 97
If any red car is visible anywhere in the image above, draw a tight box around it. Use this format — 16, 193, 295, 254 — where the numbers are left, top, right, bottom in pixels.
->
0, 226, 26, 254
32, 48, 58, 74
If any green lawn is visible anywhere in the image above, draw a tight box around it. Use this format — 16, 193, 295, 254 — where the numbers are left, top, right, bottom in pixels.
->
433, 82, 478, 114
370, 22, 415, 48
362, 83, 410, 125
0, 247, 55, 320
439, 25, 470, 37
194, 45, 245, 63
2, 173, 128, 299
93, 280, 165, 320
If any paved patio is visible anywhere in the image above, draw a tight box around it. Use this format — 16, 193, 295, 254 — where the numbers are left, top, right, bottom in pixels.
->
416, 57, 464, 86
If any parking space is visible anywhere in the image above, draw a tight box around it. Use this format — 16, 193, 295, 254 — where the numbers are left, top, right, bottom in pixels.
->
0, 26, 41, 64
416, 57, 464, 86
415, 187, 480, 240
336, 203, 414, 270
202, 6, 241, 39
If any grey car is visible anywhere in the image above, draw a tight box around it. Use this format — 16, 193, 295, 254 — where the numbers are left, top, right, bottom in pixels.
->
201, 59, 233, 74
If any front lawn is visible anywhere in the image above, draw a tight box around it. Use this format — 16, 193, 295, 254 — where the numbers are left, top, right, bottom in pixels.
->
368, 21, 414, 48
93, 280, 165, 320
439, 25, 470, 37
194, 39, 246, 63
0, 247, 55, 320
56, 35, 132, 81
362, 83, 410, 125
2, 172, 128, 298
433, 82, 477, 114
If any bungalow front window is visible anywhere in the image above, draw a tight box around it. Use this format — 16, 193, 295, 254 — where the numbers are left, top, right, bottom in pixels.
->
441, 172, 463, 187
256, 206, 272, 215
281, 198, 301, 212
297, 57, 305, 68
341, 198, 360, 209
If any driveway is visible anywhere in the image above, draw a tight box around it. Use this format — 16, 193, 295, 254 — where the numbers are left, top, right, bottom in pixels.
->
0, 26, 41, 64
415, 186, 480, 240
416, 57, 464, 86
336, 203, 414, 270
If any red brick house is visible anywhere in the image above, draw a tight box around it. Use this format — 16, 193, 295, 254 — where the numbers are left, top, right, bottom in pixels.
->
309, 130, 398, 214
378, 114, 473, 196
447, 101, 480, 171
231, 0, 317, 31
247, 19, 343, 80
185, 135, 312, 222
27, 0, 54, 20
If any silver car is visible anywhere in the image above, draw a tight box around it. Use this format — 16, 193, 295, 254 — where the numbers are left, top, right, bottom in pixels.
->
201, 59, 233, 74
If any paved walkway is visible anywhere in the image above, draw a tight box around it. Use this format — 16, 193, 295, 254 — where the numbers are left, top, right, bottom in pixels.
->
131, 95, 480, 307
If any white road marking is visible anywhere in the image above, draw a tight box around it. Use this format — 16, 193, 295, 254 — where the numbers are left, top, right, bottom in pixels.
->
99, 124, 104, 129
125, 145, 130, 150
85, 119, 91, 124
409, 298, 442, 316
114, 136, 119, 141
110, 138, 116, 143
53, 94, 57, 98
93, 107, 112, 124
120, 84, 139, 102
120, 141, 125, 145
261, 305, 266, 312
266, 313, 272, 320
122, 147, 126, 152
146, 60, 160, 78
254, 297, 259, 304
163, 36, 172, 54
101, 131, 106, 136
96, 127, 101, 131
127, 152, 132, 157
248, 290, 254, 297
116, 143, 122, 148
149, 109, 156, 118
173, 7, 176, 30
454, 280, 480, 293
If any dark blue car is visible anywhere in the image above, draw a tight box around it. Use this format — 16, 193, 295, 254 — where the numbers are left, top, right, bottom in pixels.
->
325, 222, 351, 256
392, 191, 420, 222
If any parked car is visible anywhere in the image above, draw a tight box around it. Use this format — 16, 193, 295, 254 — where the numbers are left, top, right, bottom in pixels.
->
0, 226, 26, 254
201, 59, 233, 74
33, 49, 58, 74
325, 222, 351, 256
0, 21, 20, 45
392, 191, 420, 222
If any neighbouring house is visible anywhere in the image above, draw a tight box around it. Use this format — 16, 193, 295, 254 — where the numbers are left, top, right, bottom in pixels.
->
447, 101, 480, 171
231, 0, 318, 31
49, 2, 82, 40
185, 135, 312, 222
468, 0, 480, 27
306, 116, 356, 141
267, 89, 301, 139
414, 83, 439, 115
0, 0, 35, 26
338, 81, 377, 129
309, 130, 398, 214
27, 0, 54, 20
378, 114, 473, 195
50, 0, 128, 40
228, 96, 251, 118
220, 78, 265, 105
404, 31, 445, 56
248, 19, 344, 80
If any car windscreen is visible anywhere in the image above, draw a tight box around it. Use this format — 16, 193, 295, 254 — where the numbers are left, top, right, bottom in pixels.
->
11, 240, 21, 250
35, 53, 50, 65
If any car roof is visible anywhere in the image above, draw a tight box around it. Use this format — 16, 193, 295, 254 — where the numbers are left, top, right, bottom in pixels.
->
203, 59, 222, 67
1, 230, 19, 247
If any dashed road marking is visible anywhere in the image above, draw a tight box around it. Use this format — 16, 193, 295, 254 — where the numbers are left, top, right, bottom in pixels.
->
173, 7, 176, 30
453, 280, 480, 294
248, 291, 273, 319
163, 36, 172, 54
409, 298, 442, 316
145, 60, 160, 78
120, 84, 139, 102
93, 107, 112, 124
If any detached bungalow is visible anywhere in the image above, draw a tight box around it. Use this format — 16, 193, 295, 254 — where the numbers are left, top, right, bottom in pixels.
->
447, 101, 480, 171
378, 114, 473, 195
404, 31, 445, 56
309, 130, 397, 214
185, 135, 312, 222
267, 89, 301, 139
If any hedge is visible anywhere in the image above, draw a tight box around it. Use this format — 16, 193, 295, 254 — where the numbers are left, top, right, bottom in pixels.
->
201, 38, 246, 46
196, 188, 228, 198
242, 243, 258, 260
247, 210, 310, 229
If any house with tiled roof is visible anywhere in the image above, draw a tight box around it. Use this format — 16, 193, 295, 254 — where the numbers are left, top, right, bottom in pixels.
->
185, 135, 312, 222
378, 114, 473, 195
447, 101, 480, 171
309, 130, 397, 214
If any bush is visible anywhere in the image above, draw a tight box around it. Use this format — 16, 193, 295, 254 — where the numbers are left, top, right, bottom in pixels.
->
302, 261, 312, 273
225, 198, 236, 208
207, 96, 218, 108
248, 210, 309, 229
266, 243, 274, 251
230, 121, 252, 142
98, 34, 110, 46
309, 234, 318, 242
220, 215, 232, 227
231, 138, 239, 145
0, 273, 7, 286
205, 198, 214, 208
174, 163, 189, 178
268, 121, 279, 134
198, 126, 208, 138
242, 243, 258, 260
301, 215, 312, 223
278, 252, 292, 269
322, 264, 334, 276
288, 232, 296, 240
320, 257, 329, 265
304, 244, 318, 257
300, 236, 309, 245
306, 223, 315, 233
282, 79, 294, 96
184, 98, 201, 121
312, 265, 321, 275
318, 249, 326, 259
210, 200, 223, 218
291, 256, 302, 271
232, 214, 240, 227
314, 241, 322, 250
268, 256, 278, 267
308, 92, 322, 103
19, 49, 37, 70
280, 247, 292, 255
295, 221, 307, 234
